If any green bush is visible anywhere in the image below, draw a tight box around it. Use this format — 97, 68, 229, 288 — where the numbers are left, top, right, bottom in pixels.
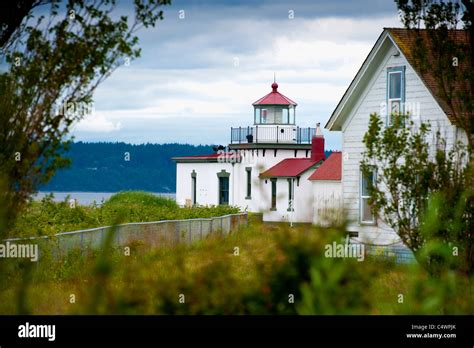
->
103, 191, 178, 210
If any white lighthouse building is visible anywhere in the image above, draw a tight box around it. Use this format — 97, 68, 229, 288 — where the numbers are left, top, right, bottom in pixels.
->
173, 81, 341, 223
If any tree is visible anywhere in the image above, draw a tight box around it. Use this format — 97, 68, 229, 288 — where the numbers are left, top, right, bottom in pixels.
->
361, 113, 473, 275
395, 0, 473, 150
0, 0, 171, 237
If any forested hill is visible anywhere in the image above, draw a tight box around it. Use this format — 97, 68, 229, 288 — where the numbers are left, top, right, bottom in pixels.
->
41, 142, 213, 192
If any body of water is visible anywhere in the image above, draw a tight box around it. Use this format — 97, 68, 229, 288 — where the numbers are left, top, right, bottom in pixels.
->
35, 191, 176, 206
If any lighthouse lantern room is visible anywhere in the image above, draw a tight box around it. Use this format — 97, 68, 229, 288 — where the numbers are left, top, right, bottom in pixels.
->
230, 82, 315, 145
253, 82, 296, 125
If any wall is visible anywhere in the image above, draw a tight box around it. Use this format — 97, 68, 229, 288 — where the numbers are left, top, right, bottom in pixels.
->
175, 162, 234, 206
262, 170, 315, 223
6, 213, 249, 256
176, 148, 313, 214
312, 181, 342, 226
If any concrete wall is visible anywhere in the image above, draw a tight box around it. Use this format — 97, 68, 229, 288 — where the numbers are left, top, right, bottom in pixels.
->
6, 213, 249, 257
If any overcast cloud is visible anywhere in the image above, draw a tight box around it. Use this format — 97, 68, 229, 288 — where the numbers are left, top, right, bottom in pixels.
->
68, 0, 402, 150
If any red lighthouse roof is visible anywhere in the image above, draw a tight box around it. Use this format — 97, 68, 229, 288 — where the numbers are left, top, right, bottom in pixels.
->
252, 82, 297, 106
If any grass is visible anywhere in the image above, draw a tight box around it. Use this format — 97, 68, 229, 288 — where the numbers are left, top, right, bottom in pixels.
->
1, 214, 472, 315
10, 191, 240, 238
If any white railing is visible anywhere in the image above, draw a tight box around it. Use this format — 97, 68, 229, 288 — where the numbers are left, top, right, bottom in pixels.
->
230, 126, 316, 144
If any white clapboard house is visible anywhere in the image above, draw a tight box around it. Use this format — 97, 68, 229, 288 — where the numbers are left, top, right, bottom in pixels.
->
325, 28, 470, 245
173, 81, 342, 223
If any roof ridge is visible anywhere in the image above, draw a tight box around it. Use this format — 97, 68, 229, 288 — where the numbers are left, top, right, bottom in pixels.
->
385, 27, 466, 31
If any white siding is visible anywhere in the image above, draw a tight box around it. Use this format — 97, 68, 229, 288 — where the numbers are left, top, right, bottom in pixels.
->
176, 162, 234, 206
312, 181, 342, 226
262, 170, 315, 223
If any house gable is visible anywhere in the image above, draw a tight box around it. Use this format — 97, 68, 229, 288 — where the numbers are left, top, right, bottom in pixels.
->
325, 28, 463, 132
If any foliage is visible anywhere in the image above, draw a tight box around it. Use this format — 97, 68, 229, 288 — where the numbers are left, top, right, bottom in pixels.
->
0, 0, 171, 237
361, 113, 473, 274
40, 142, 214, 192
395, 0, 473, 149
11, 191, 240, 238
103, 190, 179, 210
1, 219, 472, 315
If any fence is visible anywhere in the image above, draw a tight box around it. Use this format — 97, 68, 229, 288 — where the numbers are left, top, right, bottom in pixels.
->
5, 213, 248, 257
365, 244, 416, 264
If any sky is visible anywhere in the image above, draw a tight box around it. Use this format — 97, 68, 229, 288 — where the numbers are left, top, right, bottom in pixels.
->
68, 0, 402, 150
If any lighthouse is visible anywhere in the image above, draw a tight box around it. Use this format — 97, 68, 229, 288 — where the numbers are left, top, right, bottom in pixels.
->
173, 80, 331, 223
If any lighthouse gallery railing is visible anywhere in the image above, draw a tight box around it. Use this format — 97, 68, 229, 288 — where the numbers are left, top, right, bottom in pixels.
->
230, 126, 316, 144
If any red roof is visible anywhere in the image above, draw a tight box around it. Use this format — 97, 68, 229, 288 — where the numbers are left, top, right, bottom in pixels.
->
252, 82, 297, 106
260, 156, 324, 178
308, 152, 342, 181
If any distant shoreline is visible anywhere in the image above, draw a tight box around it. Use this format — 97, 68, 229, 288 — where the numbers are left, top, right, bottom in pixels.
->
35, 191, 176, 206
37, 190, 176, 193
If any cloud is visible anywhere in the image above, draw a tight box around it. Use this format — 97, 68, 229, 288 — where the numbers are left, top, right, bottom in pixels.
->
70, 2, 403, 150
73, 114, 122, 133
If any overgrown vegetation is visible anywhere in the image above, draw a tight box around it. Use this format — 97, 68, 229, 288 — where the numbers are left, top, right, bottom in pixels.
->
395, 0, 473, 148
361, 114, 473, 275
0, 216, 471, 315
11, 191, 240, 238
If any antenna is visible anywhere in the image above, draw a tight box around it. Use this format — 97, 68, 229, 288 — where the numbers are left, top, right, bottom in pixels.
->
273, 72, 276, 83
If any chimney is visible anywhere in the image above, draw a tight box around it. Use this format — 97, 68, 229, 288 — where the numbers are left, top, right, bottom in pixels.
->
311, 123, 325, 161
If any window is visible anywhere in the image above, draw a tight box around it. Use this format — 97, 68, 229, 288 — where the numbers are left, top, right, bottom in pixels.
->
217, 170, 230, 205
287, 178, 294, 211
271, 178, 277, 210
245, 167, 252, 199
274, 108, 282, 123
261, 109, 268, 124
387, 66, 405, 126
191, 170, 197, 205
360, 170, 376, 224
219, 177, 229, 205
255, 108, 261, 124
289, 105, 295, 124
282, 108, 289, 124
